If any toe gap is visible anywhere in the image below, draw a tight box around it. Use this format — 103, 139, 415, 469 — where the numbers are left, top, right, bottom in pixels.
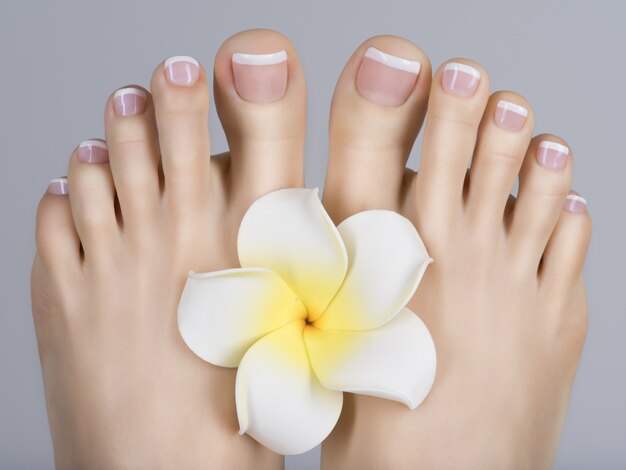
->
114, 196, 124, 230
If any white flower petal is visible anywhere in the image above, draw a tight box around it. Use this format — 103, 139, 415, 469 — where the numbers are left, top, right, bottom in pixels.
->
238, 188, 348, 321
236, 321, 343, 455
314, 210, 432, 331
178, 268, 306, 368
305, 308, 436, 409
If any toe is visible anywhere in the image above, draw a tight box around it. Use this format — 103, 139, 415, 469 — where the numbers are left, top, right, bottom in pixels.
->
105, 86, 161, 233
466, 92, 534, 232
508, 134, 573, 269
541, 191, 592, 287
66, 140, 118, 262
323, 36, 431, 222
213, 29, 306, 205
414, 59, 490, 231
150, 55, 211, 216
35, 178, 81, 274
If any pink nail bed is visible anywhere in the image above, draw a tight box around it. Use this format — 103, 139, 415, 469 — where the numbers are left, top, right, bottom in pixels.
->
113, 87, 147, 116
232, 50, 288, 103
356, 47, 420, 107
47, 178, 68, 195
563, 195, 587, 213
536, 141, 569, 171
165, 56, 200, 86
441, 62, 481, 97
78, 140, 109, 163
495, 100, 528, 131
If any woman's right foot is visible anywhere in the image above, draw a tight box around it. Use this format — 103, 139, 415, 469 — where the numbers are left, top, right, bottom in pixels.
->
31, 29, 306, 469
321, 36, 591, 469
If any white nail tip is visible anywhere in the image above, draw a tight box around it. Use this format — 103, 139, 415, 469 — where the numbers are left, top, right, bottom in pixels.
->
79, 140, 108, 150
164, 55, 199, 69
497, 100, 528, 117
443, 62, 481, 79
364, 47, 421, 74
232, 50, 288, 66
50, 177, 67, 184
538, 141, 569, 155
566, 195, 587, 205
114, 88, 147, 99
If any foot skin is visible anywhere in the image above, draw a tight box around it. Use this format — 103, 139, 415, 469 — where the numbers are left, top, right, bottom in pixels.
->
321, 37, 591, 469
31, 29, 306, 468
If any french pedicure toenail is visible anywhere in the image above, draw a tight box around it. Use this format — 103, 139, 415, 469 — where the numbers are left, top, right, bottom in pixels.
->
232, 50, 288, 103
113, 87, 147, 116
495, 100, 528, 131
164, 55, 200, 86
441, 62, 481, 97
78, 140, 109, 163
537, 141, 569, 171
47, 177, 68, 195
356, 47, 421, 107
563, 194, 588, 213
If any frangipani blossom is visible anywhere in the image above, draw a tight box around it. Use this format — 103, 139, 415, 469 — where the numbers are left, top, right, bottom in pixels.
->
178, 188, 436, 455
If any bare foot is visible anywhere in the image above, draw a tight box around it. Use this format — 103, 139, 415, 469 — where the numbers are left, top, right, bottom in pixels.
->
321, 36, 591, 469
31, 29, 306, 468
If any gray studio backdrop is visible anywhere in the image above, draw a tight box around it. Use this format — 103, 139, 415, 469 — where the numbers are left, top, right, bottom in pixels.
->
1, 1, 624, 468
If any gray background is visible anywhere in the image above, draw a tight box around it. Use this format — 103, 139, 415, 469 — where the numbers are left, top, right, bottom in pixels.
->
1, 0, 624, 468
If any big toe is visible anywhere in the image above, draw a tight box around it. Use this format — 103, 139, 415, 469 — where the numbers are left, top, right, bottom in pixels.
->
323, 36, 431, 222
213, 29, 306, 207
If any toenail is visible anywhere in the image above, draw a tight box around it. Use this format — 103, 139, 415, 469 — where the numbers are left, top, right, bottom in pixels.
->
536, 141, 569, 171
232, 50, 288, 103
441, 62, 480, 97
563, 194, 587, 213
495, 100, 528, 131
47, 177, 68, 195
356, 47, 420, 107
113, 87, 147, 116
164, 56, 200, 86
78, 140, 109, 164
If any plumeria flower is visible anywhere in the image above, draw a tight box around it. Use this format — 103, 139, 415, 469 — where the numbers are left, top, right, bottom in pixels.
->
178, 188, 436, 455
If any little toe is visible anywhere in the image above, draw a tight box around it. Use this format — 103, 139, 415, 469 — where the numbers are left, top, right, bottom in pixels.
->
105, 86, 161, 233
541, 192, 592, 287
414, 59, 490, 230
66, 140, 118, 263
508, 134, 573, 269
466, 92, 534, 231
150, 55, 211, 216
35, 177, 81, 274
213, 29, 306, 205
323, 36, 431, 221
